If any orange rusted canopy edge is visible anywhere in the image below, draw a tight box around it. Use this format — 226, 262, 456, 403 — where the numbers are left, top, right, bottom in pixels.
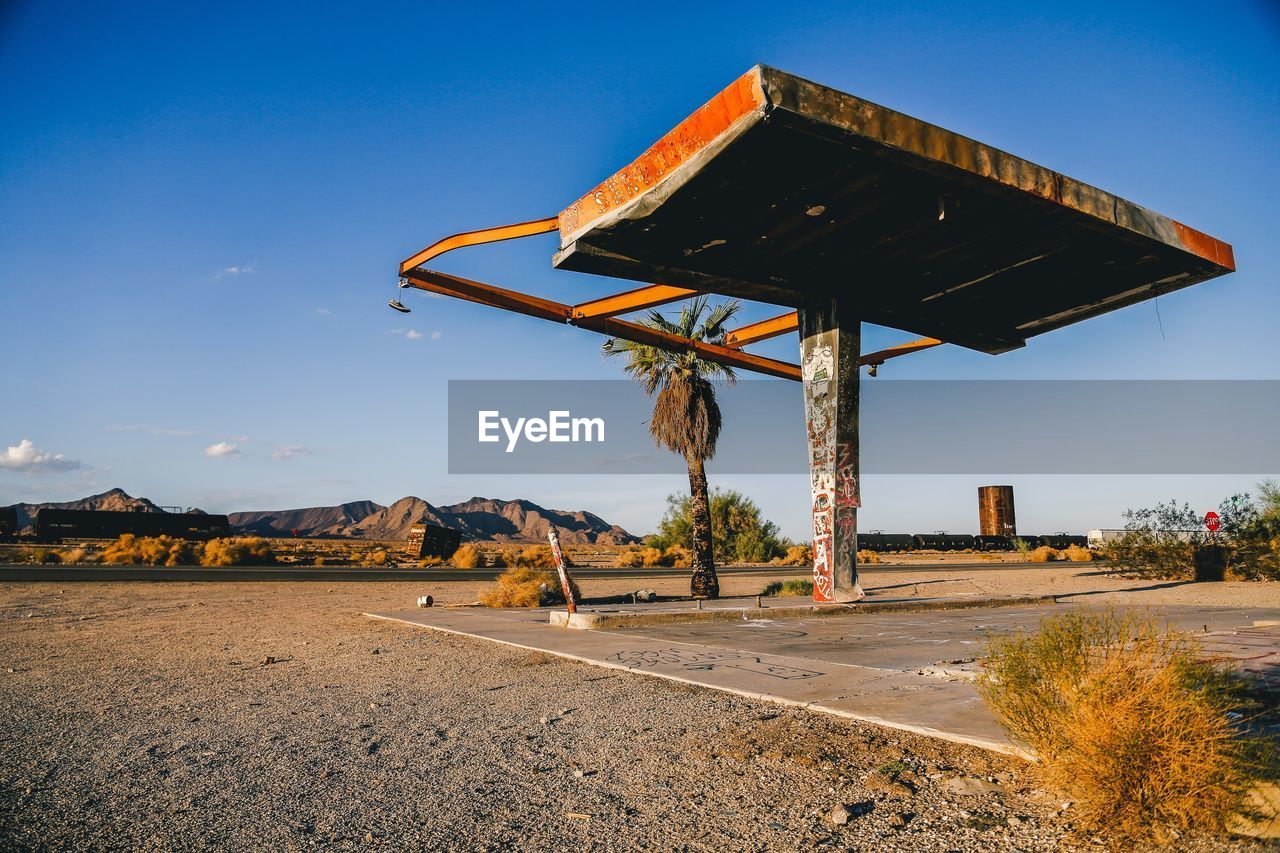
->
552, 66, 1235, 354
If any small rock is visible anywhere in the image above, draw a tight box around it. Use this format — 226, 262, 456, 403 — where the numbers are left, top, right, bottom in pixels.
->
888, 812, 912, 829
540, 716, 551, 725
573, 769, 584, 778
830, 805, 851, 826
371, 648, 381, 655
1007, 816, 1023, 827
260, 656, 277, 666
829, 801, 873, 826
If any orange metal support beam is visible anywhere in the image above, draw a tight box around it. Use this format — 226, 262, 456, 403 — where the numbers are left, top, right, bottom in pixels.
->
400, 269, 801, 381
724, 311, 799, 348
857, 337, 942, 366
399, 216, 560, 275
571, 284, 699, 320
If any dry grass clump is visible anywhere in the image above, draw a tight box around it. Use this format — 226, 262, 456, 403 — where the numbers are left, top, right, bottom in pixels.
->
1028, 545, 1060, 563
478, 567, 581, 608
200, 537, 275, 566
771, 544, 812, 566
54, 547, 95, 564
101, 534, 195, 566
614, 546, 644, 568
450, 543, 482, 568
978, 611, 1274, 841
857, 549, 880, 564
663, 545, 693, 568
761, 578, 815, 597
513, 545, 554, 568
1063, 544, 1094, 562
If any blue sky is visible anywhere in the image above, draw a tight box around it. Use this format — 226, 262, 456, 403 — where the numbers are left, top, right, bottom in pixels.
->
1, 0, 1277, 539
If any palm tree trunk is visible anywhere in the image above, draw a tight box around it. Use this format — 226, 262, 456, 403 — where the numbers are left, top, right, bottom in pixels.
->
686, 454, 719, 598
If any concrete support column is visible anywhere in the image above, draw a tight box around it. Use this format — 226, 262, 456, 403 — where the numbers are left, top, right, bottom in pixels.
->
798, 300, 863, 603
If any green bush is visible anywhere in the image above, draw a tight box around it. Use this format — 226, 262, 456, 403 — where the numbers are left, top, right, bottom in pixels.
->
648, 489, 788, 563
761, 578, 814, 597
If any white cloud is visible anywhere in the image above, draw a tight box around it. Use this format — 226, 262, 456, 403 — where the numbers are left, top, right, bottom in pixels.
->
272, 445, 310, 460
204, 442, 240, 458
213, 264, 256, 281
431, 331, 442, 340
0, 439, 85, 474
405, 329, 424, 340
315, 308, 332, 315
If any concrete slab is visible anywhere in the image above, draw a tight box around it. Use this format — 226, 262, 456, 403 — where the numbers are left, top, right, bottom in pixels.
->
548, 593, 1055, 629
366, 604, 1024, 756
367, 600, 1280, 758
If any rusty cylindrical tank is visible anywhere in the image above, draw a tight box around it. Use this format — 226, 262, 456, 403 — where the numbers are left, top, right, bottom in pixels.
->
978, 485, 1016, 537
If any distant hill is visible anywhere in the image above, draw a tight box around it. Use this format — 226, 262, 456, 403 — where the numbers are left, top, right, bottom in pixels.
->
6, 487, 165, 531
231, 495, 638, 545
5, 488, 638, 544
229, 500, 385, 537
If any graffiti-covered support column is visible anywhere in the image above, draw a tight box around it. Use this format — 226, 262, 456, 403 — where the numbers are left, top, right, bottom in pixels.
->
799, 300, 863, 603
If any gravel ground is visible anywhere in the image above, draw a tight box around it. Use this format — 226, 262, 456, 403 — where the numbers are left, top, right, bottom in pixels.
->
0, 575, 1267, 851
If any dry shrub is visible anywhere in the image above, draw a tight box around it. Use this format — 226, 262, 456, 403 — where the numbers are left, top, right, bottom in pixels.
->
614, 547, 644, 568
200, 537, 275, 566
365, 549, 389, 567
664, 546, 693, 568
761, 578, 814, 597
31, 548, 61, 565
55, 547, 95, 565
979, 611, 1274, 841
489, 551, 507, 568
418, 555, 443, 567
857, 549, 880, 564
1063, 544, 1094, 562
313, 556, 327, 567
638, 546, 669, 568
101, 534, 195, 567
479, 567, 581, 608
1028, 545, 1060, 563
514, 545, 554, 568
771, 544, 812, 566
450, 543, 482, 568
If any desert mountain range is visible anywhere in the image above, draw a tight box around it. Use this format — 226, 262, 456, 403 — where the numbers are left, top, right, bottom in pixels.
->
6, 488, 638, 545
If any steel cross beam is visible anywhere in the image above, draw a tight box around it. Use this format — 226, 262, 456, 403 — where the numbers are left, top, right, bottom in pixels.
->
398, 218, 944, 381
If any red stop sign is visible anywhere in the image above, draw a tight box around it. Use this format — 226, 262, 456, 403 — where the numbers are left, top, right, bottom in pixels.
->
1204, 511, 1221, 532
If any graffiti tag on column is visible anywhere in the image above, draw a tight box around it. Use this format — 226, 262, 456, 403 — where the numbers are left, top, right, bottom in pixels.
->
834, 441, 860, 509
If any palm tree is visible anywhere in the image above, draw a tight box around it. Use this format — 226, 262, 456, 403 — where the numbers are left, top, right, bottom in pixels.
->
603, 296, 740, 598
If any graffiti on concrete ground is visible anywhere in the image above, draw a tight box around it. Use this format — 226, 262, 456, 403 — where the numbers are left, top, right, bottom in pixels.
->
606, 648, 823, 680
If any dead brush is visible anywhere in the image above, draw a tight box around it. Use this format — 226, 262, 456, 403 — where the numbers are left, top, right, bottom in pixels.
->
1063, 544, 1094, 562
200, 537, 275, 566
978, 611, 1276, 841
857, 549, 880, 564
1028, 545, 1060, 563
101, 534, 195, 567
479, 567, 581, 608
513, 545, 554, 568
450, 543, 482, 568
770, 544, 812, 566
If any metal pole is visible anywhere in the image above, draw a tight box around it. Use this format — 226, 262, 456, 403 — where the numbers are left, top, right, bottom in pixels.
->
546, 525, 577, 614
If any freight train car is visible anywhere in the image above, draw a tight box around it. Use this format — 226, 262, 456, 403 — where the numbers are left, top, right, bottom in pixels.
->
857, 533, 916, 553
34, 509, 230, 542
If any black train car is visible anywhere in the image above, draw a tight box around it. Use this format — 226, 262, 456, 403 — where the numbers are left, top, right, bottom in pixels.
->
1039, 534, 1088, 550
34, 509, 230, 542
912, 533, 947, 550
974, 535, 1011, 551
859, 533, 915, 553
0, 506, 16, 540
941, 534, 976, 550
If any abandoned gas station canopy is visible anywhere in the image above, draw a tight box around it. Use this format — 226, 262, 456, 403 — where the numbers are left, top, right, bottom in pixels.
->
398, 65, 1234, 372
552, 65, 1234, 353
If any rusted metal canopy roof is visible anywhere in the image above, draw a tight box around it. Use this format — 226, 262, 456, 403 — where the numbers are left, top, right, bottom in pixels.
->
553, 66, 1235, 354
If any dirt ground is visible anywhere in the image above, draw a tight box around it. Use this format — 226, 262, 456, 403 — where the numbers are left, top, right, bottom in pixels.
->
0, 568, 1270, 851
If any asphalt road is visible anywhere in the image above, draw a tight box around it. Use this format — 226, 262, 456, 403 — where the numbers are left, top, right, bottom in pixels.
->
0, 561, 1070, 582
